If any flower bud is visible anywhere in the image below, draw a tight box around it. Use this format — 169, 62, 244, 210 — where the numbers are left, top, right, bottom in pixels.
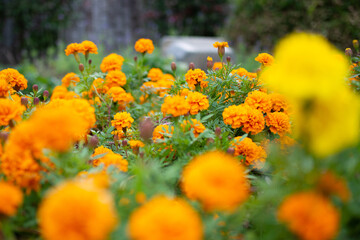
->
43, 90, 49, 98
0, 131, 9, 142
32, 84, 38, 92
79, 63, 85, 72
139, 152, 145, 158
227, 147, 235, 155
139, 117, 154, 141
88, 135, 99, 148
345, 48, 353, 57
171, 62, 177, 72
207, 58, 213, 69
88, 59, 92, 65
21, 97, 28, 106
33, 97, 40, 105
122, 139, 128, 147
226, 56, 231, 63
134, 56, 138, 62
218, 47, 225, 58
215, 127, 221, 137
189, 62, 195, 70
353, 40, 359, 51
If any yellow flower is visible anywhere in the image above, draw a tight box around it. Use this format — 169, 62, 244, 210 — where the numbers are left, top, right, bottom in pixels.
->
265, 112, 291, 136
94, 151, 128, 172
61, 72, 80, 87
185, 69, 208, 90
244, 90, 272, 113
106, 87, 134, 105
147, 68, 163, 81
213, 42, 229, 48
0, 68, 28, 91
129, 195, 203, 240
181, 119, 205, 137
261, 33, 349, 100
0, 181, 23, 216
134, 38, 154, 54
278, 191, 339, 240
269, 93, 289, 113
181, 151, 250, 212
0, 77, 11, 97
38, 181, 118, 240
129, 140, 145, 148
254, 53, 274, 66
100, 53, 125, 72
0, 98, 25, 126
111, 112, 134, 131
212, 62, 223, 70
231, 137, 266, 166
51, 86, 80, 100
64, 43, 84, 56
80, 40, 98, 54
161, 95, 190, 117
207, 56, 213, 61
105, 70, 127, 88
186, 91, 209, 115
152, 124, 173, 142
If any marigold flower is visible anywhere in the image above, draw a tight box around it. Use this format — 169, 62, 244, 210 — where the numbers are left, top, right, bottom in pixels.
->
213, 62, 223, 70
152, 124, 173, 142
0, 98, 25, 126
77, 171, 110, 189
0, 68, 28, 91
64, 42, 85, 56
231, 137, 266, 166
223, 104, 265, 135
94, 151, 128, 172
269, 93, 289, 113
186, 91, 209, 115
80, 40, 98, 54
156, 79, 174, 97
51, 85, 80, 100
0, 181, 23, 216
129, 140, 145, 148
38, 181, 118, 240
181, 151, 250, 212
255, 53, 274, 66
185, 69, 208, 90
181, 119, 205, 137
134, 38, 154, 54
106, 87, 134, 105
161, 95, 190, 117
245, 90, 272, 113
147, 68, 163, 81
265, 112, 291, 136
111, 112, 134, 131
213, 42, 229, 48
100, 53, 125, 72
91, 78, 107, 94
180, 88, 190, 97
61, 72, 80, 87
317, 171, 351, 202
278, 191, 339, 240
105, 70, 127, 88
0, 77, 11, 97
129, 195, 203, 240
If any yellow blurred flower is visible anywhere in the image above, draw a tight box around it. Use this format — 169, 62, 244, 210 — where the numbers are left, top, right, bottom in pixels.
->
0, 98, 25, 126
0, 181, 23, 216
61, 72, 80, 87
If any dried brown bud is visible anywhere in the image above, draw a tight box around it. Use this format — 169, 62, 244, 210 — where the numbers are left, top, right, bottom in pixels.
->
21, 97, 28, 106
171, 62, 177, 72
88, 59, 92, 65
189, 62, 195, 70
215, 127, 221, 137
226, 56, 231, 63
134, 56, 138, 62
227, 147, 235, 155
139, 152, 145, 158
79, 63, 84, 72
139, 117, 155, 141
122, 139, 128, 146
33, 97, 40, 105
88, 135, 99, 148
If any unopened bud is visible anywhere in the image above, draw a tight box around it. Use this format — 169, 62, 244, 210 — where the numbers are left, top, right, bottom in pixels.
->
207, 59, 213, 69
256, 68, 262, 74
32, 84, 38, 92
139, 152, 144, 158
345, 48, 353, 57
215, 127, 221, 137
88, 135, 99, 148
139, 117, 154, 141
88, 59, 92, 65
353, 40, 359, 51
227, 147, 235, 155
43, 90, 49, 98
21, 97, 28, 106
122, 139, 128, 146
226, 56, 231, 63
171, 62, 176, 72
134, 56, 138, 62
113, 134, 119, 141
189, 62, 195, 70
33, 97, 40, 105
0, 131, 9, 142
79, 63, 84, 72
218, 47, 225, 58
228, 136, 232, 141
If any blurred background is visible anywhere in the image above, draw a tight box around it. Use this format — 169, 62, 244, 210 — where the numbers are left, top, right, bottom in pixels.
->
1, 0, 360, 87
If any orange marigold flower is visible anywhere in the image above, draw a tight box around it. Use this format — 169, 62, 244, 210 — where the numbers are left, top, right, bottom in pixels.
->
147, 68, 163, 81
161, 95, 190, 117
317, 171, 351, 202
140, 81, 159, 94
161, 73, 175, 81
231, 67, 248, 77
152, 124, 173, 142
265, 112, 291, 136
269, 93, 289, 113
91, 78, 107, 94
94, 151, 128, 172
61, 72, 80, 87
213, 62, 223, 70
111, 112, 134, 131
100, 53, 124, 72
51, 85, 80, 100
185, 69, 208, 90
77, 171, 110, 189
231, 137, 266, 166
129, 140, 145, 148
38, 181, 118, 240
64, 43, 84, 56
180, 88, 190, 97
0, 77, 11, 97
181, 151, 250, 212
223, 104, 265, 135
134, 38, 154, 54
0, 98, 25, 126
255, 53, 274, 66
80, 40, 98, 54
105, 70, 127, 88
213, 42, 229, 48
106, 87, 134, 105
181, 119, 205, 137
278, 191, 339, 240
0, 68, 28, 91
156, 79, 174, 97
244, 90, 272, 113
0, 181, 23, 216
129, 195, 203, 240
186, 91, 209, 115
